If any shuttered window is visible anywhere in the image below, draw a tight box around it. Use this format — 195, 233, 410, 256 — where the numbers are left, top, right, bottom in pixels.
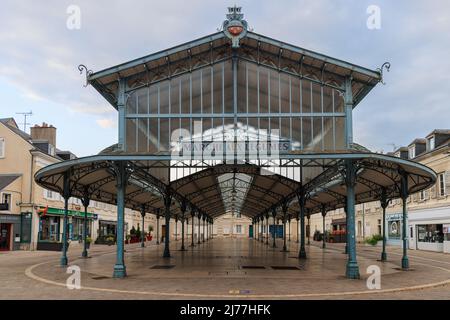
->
0, 137, 5, 158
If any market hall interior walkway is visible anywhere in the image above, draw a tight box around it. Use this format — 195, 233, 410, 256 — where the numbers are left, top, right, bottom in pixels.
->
2, 238, 450, 300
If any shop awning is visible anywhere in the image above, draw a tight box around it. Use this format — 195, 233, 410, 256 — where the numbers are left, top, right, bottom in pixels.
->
38, 206, 96, 219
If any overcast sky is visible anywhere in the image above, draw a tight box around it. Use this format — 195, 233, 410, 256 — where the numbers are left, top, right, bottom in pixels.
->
1, 0, 449, 156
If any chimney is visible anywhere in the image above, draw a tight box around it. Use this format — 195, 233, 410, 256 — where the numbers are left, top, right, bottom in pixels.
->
30, 122, 57, 147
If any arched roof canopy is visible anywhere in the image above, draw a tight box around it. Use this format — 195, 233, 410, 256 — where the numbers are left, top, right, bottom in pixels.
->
34, 152, 436, 220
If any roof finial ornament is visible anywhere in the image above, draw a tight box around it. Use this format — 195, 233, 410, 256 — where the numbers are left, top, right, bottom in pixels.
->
222, 6, 248, 48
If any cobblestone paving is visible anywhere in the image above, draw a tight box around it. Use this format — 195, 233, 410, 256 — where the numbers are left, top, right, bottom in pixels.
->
1, 238, 449, 300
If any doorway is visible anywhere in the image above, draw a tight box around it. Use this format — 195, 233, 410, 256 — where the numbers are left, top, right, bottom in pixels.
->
0, 223, 11, 251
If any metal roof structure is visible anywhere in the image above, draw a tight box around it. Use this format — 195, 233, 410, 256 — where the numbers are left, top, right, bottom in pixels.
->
34, 6, 436, 279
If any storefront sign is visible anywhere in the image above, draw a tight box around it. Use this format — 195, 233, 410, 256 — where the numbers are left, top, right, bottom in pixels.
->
38, 207, 94, 219
0, 214, 21, 223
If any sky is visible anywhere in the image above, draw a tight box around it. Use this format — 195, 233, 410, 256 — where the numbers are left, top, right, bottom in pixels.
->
0, 0, 449, 156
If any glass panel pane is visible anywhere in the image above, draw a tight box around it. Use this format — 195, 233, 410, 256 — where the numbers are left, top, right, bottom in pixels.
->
137, 118, 148, 152
203, 67, 212, 114
149, 118, 158, 153
313, 117, 322, 150
323, 86, 333, 113
237, 60, 247, 113
302, 80, 312, 113
149, 85, 158, 114
137, 88, 148, 114
181, 74, 190, 114
335, 117, 346, 149
312, 82, 322, 113
192, 69, 201, 113
171, 78, 180, 114
248, 62, 258, 114
270, 71, 279, 113
127, 92, 137, 114
224, 60, 233, 113
213, 63, 223, 114
334, 89, 344, 112
291, 77, 300, 113
280, 74, 290, 113
259, 68, 269, 114
126, 119, 137, 153
323, 117, 334, 150
302, 117, 312, 150
160, 81, 170, 114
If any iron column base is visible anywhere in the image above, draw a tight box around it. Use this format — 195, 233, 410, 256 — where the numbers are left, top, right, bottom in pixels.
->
381, 252, 387, 261
113, 264, 127, 278
298, 248, 307, 259
81, 250, 88, 258
345, 262, 360, 279
60, 256, 68, 266
402, 256, 409, 270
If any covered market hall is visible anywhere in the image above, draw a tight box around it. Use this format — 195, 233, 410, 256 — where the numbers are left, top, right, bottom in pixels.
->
35, 7, 436, 279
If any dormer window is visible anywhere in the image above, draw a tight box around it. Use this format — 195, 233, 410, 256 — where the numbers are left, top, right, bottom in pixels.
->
427, 136, 435, 151
408, 146, 415, 159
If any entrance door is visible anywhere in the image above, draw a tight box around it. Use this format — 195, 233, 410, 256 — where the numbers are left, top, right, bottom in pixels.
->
249, 225, 253, 238
0, 223, 11, 251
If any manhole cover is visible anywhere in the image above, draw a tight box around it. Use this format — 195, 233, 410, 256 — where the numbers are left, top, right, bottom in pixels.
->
241, 265, 266, 269
271, 266, 301, 270
150, 265, 175, 269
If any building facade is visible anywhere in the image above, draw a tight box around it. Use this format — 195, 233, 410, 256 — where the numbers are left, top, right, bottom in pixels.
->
309, 129, 450, 253
0, 118, 155, 251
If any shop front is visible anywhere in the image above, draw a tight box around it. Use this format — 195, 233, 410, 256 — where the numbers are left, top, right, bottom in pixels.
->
0, 214, 21, 251
37, 207, 95, 246
407, 206, 450, 253
386, 213, 404, 247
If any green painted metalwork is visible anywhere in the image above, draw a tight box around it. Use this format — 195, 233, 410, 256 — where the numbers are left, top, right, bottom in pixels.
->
401, 172, 410, 269
345, 159, 360, 279
113, 161, 127, 278
60, 171, 70, 267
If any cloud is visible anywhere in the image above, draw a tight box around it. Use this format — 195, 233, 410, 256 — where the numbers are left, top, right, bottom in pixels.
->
96, 118, 117, 129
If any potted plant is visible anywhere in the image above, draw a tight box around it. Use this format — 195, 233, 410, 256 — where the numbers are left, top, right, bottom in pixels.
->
125, 234, 131, 244
147, 225, 154, 241
85, 236, 92, 249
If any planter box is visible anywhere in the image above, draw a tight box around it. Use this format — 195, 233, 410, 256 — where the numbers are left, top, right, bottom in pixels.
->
37, 242, 70, 251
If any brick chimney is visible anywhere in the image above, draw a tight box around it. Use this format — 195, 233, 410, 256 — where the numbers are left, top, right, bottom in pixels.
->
30, 122, 57, 147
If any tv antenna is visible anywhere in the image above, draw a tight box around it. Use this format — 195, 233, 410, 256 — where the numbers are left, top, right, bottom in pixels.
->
16, 111, 33, 133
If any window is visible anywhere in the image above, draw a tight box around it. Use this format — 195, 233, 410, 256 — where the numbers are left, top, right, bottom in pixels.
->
1, 193, 11, 210
408, 146, 415, 159
417, 224, 443, 243
378, 219, 382, 235
420, 190, 425, 201
438, 173, 446, 197
427, 136, 435, 151
235, 225, 242, 234
0, 137, 4, 158
45, 189, 53, 199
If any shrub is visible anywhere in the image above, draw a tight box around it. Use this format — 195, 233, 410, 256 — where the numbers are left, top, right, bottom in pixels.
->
365, 234, 383, 246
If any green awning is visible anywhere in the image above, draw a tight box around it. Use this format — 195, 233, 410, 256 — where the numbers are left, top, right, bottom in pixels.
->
39, 206, 95, 219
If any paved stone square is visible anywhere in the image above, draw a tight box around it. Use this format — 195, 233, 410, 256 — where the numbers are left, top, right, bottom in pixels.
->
1, 238, 449, 300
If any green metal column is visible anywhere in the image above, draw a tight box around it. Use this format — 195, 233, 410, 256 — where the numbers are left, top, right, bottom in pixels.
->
191, 209, 195, 247
345, 159, 360, 279
298, 191, 307, 259
401, 172, 410, 269
272, 209, 277, 248
307, 214, 311, 245
163, 191, 172, 258
296, 216, 299, 244
156, 209, 160, 245
265, 213, 269, 245
180, 203, 186, 251
175, 216, 178, 241
117, 78, 126, 151
202, 216, 206, 242
197, 213, 201, 244
321, 205, 327, 249
380, 189, 389, 262
344, 77, 353, 149
282, 203, 288, 252
260, 216, 264, 242
60, 170, 71, 266
140, 206, 146, 248
113, 161, 127, 278
288, 215, 291, 242
81, 188, 89, 258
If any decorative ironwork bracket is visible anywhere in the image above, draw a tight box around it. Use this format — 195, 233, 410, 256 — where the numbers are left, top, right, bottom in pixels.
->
377, 62, 391, 85
78, 64, 93, 87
